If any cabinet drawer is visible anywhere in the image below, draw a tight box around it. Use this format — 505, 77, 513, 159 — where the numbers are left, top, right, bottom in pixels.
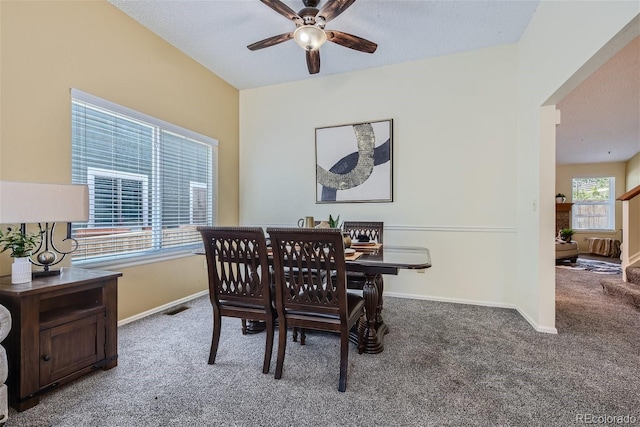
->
39, 312, 106, 387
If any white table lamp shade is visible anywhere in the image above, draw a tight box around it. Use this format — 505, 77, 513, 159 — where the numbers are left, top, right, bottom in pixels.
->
0, 181, 89, 224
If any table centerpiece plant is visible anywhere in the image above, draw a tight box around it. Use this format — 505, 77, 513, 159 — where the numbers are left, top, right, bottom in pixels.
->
328, 214, 341, 229
328, 214, 352, 248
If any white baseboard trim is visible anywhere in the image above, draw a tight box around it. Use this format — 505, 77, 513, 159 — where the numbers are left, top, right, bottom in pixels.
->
515, 307, 558, 334
118, 289, 558, 334
385, 292, 558, 334
118, 289, 209, 327
628, 252, 640, 267
385, 291, 515, 309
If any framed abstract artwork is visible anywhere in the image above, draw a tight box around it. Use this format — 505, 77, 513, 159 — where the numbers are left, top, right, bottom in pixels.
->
315, 119, 393, 203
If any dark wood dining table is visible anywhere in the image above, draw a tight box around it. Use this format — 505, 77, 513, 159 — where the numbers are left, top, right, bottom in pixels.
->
194, 243, 431, 354
345, 244, 431, 353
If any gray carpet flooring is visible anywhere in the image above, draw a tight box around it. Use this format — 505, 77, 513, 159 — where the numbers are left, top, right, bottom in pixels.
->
6, 268, 640, 426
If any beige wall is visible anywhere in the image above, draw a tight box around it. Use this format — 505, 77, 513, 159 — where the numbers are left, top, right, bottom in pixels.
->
556, 162, 625, 252
626, 153, 640, 260
0, 1, 240, 320
626, 152, 640, 190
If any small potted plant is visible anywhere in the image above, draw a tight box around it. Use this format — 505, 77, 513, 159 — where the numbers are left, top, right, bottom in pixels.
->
0, 226, 42, 284
560, 228, 574, 242
328, 214, 341, 229
556, 193, 566, 203
328, 214, 352, 248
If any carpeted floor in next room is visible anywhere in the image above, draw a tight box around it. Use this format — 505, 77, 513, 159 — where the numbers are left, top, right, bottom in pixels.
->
6, 267, 640, 427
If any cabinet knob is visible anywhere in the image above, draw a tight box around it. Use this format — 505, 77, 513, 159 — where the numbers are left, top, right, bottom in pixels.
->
43, 355, 51, 361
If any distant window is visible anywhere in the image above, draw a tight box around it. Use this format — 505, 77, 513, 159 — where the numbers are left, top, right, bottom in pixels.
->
571, 177, 615, 230
71, 89, 218, 265
189, 182, 207, 225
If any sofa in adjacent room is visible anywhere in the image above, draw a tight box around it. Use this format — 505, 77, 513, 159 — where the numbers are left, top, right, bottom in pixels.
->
556, 240, 579, 264
0, 304, 11, 424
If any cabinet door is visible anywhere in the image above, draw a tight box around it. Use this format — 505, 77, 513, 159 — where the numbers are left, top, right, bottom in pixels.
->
39, 313, 106, 387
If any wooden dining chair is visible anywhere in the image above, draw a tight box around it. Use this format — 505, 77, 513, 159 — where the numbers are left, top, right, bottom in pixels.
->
343, 221, 384, 245
267, 227, 365, 392
342, 221, 384, 290
197, 226, 276, 374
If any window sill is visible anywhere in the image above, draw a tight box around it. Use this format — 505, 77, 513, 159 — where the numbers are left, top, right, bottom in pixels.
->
72, 248, 199, 271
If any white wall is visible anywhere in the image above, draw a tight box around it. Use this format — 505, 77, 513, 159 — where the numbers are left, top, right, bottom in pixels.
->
516, 2, 639, 331
239, 2, 640, 332
240, 45, 519, 308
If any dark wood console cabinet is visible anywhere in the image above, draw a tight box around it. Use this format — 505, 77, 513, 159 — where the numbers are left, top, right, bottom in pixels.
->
0, 268, 121, 411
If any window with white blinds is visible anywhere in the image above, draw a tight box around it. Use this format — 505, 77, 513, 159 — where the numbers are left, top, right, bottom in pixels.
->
71, 88, 217, 265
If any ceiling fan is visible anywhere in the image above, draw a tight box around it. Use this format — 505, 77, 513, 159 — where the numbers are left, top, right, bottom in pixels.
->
247, 0, 378, 74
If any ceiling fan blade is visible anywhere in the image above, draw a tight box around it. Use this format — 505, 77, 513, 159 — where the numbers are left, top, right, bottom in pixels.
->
247, 32, 293, 51
317, 0, 357, 24
306, 50, 320, 74
260, 0, 302, 25
326, 30, 377, 53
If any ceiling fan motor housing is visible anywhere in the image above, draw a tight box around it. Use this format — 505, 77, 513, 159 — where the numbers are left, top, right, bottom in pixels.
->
299, 7, 321, 27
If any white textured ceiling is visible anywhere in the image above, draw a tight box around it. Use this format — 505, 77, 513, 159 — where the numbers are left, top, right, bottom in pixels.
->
108, 0, 540, 90
108, 0, 639, 165
556, 36, 640, 165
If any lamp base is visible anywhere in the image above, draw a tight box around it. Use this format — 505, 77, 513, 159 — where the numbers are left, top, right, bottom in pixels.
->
32, 269, 62, 278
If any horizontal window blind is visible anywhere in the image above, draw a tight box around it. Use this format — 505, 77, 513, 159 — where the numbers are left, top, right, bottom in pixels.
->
71, 88, 217, 265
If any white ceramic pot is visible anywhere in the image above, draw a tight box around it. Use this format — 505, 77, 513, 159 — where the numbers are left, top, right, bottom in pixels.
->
11, 257, 32, 284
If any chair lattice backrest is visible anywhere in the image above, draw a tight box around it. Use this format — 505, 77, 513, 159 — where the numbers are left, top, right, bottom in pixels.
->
198, 226, 271, 308
268, 228, 348, 319
198, 226, 275, 374
343, 221, 384, 243
268, 227, 365, 392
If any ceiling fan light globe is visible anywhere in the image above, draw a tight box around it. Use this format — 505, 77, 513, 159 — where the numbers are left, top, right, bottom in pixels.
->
293, 25, 326, 51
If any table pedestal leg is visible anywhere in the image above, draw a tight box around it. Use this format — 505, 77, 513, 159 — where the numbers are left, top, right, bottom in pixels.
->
351, 272, 387, 353
375, 275, 387, 333
245, 320, 267, 334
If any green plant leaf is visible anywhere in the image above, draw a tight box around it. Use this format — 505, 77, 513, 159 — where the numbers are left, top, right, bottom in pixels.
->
0, 226, 43, 257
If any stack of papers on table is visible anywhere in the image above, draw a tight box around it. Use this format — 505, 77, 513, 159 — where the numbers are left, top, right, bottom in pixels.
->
350, 242, 382, 251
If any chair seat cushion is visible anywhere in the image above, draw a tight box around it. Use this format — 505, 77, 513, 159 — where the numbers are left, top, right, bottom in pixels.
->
286, 293, 364, 321
219, 299, 270, 310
